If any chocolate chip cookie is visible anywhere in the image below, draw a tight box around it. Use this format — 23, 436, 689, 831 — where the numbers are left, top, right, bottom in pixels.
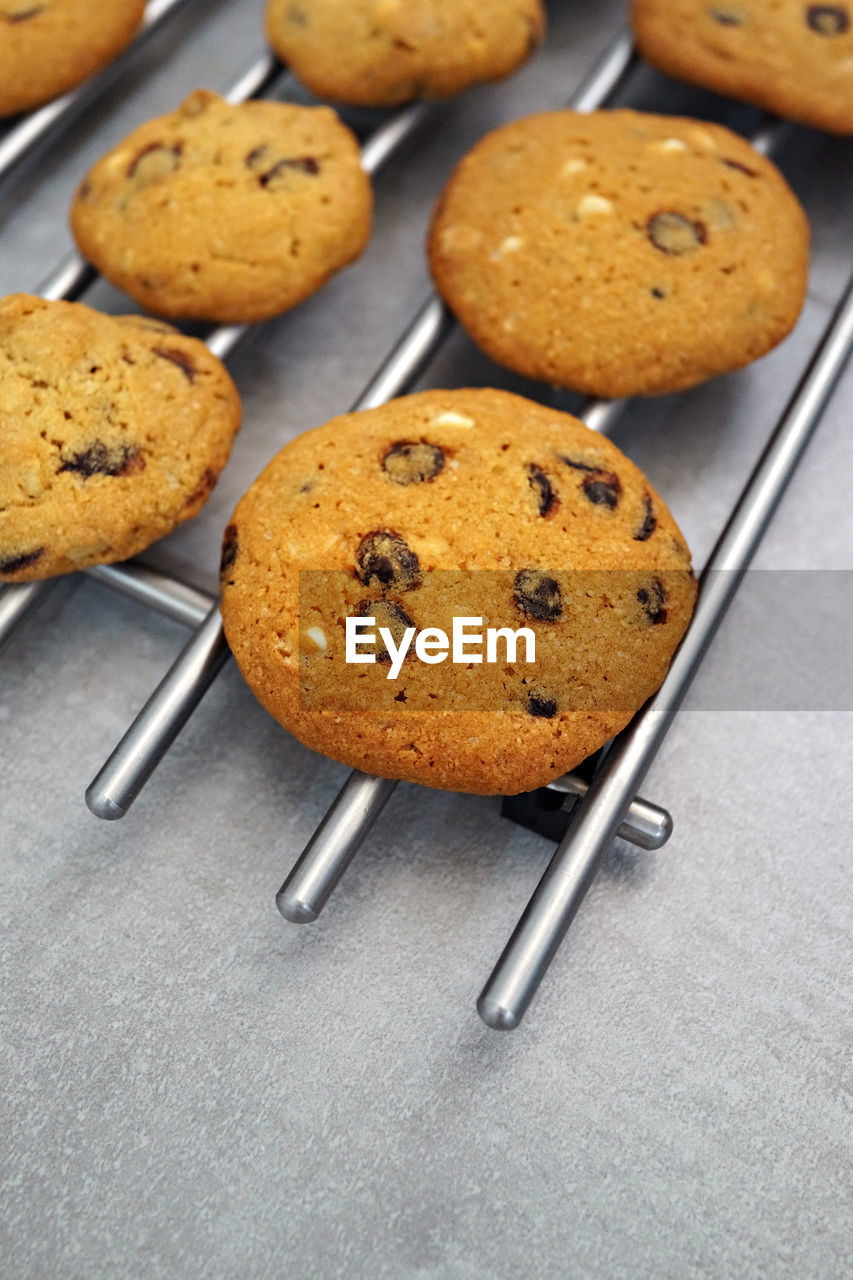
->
70, 90, 372, 324
0, 295, 241, 582
220, 388, 697, 795
265, 0, 545, 107
0, 0, 146, 118
428, 109, 809, 398
633, 1, 853, 135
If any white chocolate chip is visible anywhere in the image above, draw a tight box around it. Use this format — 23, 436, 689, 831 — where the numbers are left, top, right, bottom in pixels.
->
576, 194, 613, 218
498, 235, 524, 255
305, 626, 327, 652
651, 138, 688, 154
561, 158, 588, 176
434, 411, 475, 428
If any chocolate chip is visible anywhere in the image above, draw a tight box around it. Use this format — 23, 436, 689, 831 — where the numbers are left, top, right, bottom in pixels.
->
525, 691, 557, 718
152, 346, 196, 382
637, 579, 668, 625
634, 495, 657, 542
514, 569, 563, 621
220, 524, 239, 579
127, 142, 183, 183
583, 471, 621, 509
355, 599, 415, 663
355, 530, 420, 591
58, 442, 141, 478
647, 211, 707, 256
651, 286, 666, 299
527, 465, 557, 517
559, 455, 598, 472
186, 467, 217, 507
255, 155, 320, 188
707, 5, 745, 23
4, 6, 46, 21
721, 157, 758, 177
0, 548, 43, 574
245, 145, 272, 171
382, 441, 445, 485
806, 4, 849, 33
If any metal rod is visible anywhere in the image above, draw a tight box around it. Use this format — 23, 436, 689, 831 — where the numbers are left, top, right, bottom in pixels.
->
353, 295, 453, 412
547, 774, 672, 852
224, 51, 281, 105
0, 0, 194, 190
86, 562, 213, 629
360, 102, 430, 176
0, 580, 52, 649
86, 602, 229, 819
277, 773, 398, 921
477, 270, 853, 1030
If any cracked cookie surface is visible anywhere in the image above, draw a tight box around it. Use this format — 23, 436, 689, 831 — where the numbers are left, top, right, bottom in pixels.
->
70, 90, 372, 324
428, 109, 809, 398
0, 0, 145, 118
633, 0, 853, 135
220, 388, 697, 795
0, 294, 241, 581
265, 0, 545, 107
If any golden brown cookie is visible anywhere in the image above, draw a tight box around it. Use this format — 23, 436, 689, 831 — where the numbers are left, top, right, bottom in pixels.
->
0, 295, 241, 582
428, 109, 809, 399
0, 0, 146, 118
265, 0, 546, 107
220, 388, 697, 796
70, 90, 372, 324
633, 1, 853, 135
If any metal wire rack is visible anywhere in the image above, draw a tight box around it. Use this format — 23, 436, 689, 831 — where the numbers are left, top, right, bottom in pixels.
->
1, 18, 851, 1031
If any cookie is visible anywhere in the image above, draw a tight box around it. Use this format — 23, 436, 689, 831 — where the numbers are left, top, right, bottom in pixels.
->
70, 90, 372, 324
0, 0, 146, 118
220, 388, 697, 796
633, 1, 853, 136
0, 295, 241, 582
428, 109, 809, 399
265, 0, 546, 107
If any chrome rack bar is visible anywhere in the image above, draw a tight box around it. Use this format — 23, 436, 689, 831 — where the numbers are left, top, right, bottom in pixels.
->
0, 0, 195, 192
84, 31, 638, 820
477, 269, 853, 1030
0, 46, 292, 649
84, 99, 436, 818
87, 562, 214, 630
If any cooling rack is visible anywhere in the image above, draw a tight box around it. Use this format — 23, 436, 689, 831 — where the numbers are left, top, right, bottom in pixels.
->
1, 12, 850, 1035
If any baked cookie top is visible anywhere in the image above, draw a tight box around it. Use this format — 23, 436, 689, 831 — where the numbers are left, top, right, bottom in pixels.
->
265, 0, 545, 107
220, 388, 697, 795
70, 90, 372, 324
428, 109, 809, 399
0, 295, 241, 582
0, 0, 146, 118
633, 1, 853, 135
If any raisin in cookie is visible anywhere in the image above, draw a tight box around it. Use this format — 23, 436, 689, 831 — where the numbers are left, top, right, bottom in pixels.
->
428, 109, 809, 398
633, 1, 853, 135
70, 90, 372, 324
220, 388, 697, 795
0, 295, 241, 582
265, 0, 545, 108
0, 0, 145, 118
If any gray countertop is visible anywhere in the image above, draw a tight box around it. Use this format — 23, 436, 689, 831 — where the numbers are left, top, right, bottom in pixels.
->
2, 2, 851, 1277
